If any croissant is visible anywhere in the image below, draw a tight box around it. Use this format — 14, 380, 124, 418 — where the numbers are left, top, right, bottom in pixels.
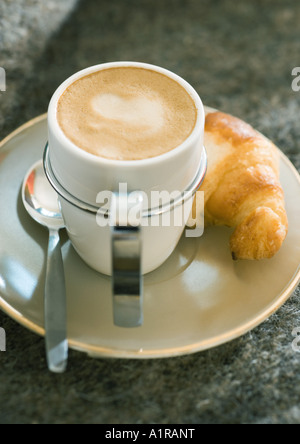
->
198, 110, 288, 260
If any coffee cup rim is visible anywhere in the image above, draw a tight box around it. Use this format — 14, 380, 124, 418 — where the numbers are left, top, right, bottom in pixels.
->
48, 61, 205, 167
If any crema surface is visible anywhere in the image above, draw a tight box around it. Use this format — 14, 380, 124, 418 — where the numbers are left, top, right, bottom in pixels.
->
57, 67, 197, 161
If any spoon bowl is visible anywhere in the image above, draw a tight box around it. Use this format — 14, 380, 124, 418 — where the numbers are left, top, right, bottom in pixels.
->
22, 161, 65, 230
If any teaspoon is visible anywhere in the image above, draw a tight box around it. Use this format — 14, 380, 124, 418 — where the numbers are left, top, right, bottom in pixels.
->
22, 160, 68, 373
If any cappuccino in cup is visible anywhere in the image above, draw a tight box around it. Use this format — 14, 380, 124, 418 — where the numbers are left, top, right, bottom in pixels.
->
47, 62, 206, 327
57, 67, 197, 161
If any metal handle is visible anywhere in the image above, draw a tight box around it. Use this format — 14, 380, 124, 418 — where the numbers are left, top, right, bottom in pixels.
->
44, 228, 68, 372
111, 192, 143, 328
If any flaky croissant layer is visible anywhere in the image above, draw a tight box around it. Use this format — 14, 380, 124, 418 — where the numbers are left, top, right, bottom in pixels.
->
199, 111, 288, 260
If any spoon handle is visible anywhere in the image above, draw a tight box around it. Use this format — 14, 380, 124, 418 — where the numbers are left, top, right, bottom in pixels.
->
44, 228, 68, 373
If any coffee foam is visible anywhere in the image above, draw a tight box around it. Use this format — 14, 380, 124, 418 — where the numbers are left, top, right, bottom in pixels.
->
57, 67, 197, 161
92, 93, 164, 130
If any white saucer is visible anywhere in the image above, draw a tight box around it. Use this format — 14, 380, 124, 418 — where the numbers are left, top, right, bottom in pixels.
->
1, 113, 300, 359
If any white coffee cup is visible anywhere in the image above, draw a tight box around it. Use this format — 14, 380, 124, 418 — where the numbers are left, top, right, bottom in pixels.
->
45, 62, 206, 328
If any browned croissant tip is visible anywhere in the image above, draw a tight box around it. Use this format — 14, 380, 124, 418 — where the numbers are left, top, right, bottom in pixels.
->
205, 111, 263, 148
229, 207, 288, 260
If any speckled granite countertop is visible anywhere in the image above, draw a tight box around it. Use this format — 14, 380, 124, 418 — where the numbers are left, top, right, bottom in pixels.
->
1, 0, 300, 424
